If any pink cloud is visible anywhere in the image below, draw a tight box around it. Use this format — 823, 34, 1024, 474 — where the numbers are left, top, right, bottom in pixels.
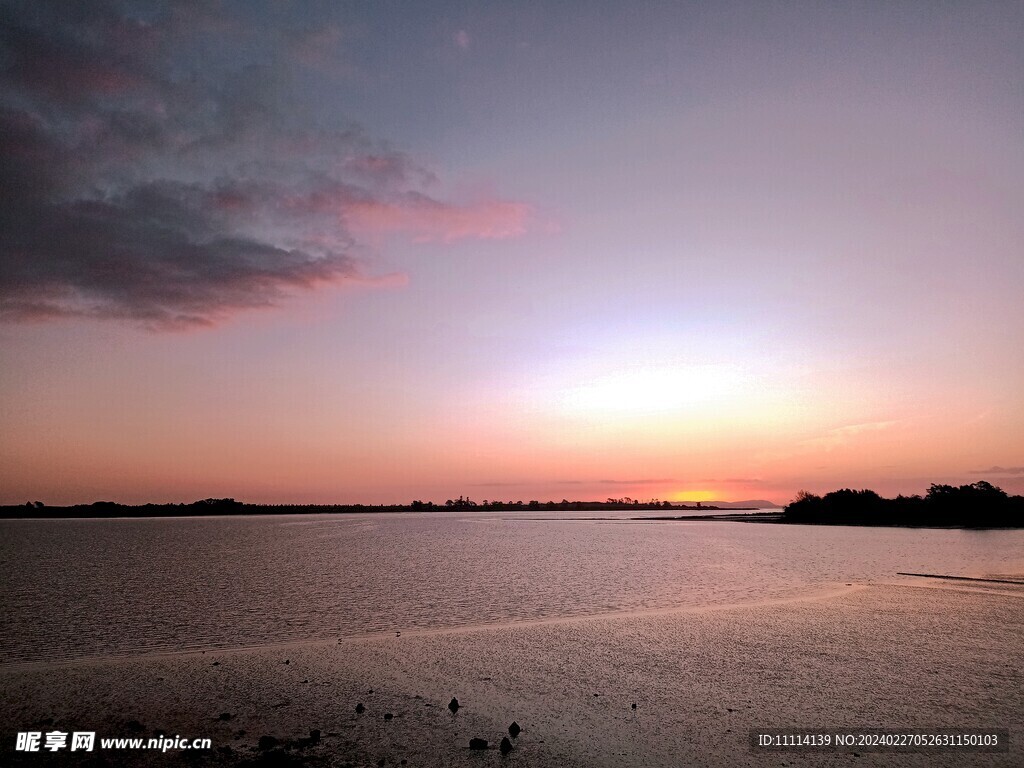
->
346, 196, 531, 242
454, 30, 470, 50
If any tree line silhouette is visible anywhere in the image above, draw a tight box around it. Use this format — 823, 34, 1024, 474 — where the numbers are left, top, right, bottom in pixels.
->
783, 481, 1023, 528
2, 497, 695, 518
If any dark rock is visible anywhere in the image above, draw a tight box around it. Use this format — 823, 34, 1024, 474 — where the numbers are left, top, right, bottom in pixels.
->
212, 661, 220, 666
383, 713, 393, 721
508, 721, 521, 738
377, 759, 385, 767
284, 659, 290, 665
258, 735, 279, 751
631, 703, 637, 711
469, 738, 488, 750
355, 703, 365, 714
500, 737, 513, 755
218, 712, 232, 721
448, 697, 460, 713
308, 729, 321, 745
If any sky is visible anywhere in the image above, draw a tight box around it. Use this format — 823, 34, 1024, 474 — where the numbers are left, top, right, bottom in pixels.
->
1, 0, 1022, 506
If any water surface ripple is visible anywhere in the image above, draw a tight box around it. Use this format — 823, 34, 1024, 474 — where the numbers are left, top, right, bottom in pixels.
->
2, 512, 1022, 664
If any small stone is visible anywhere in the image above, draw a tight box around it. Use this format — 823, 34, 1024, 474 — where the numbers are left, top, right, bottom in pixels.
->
383, 713, 393, 721
218, 712, 232, 721
500, 737, 513, 754
283, 659, 290, 665
212, 661, 220, 666
258, 735, 278, 751
308, 729, 321, 744
377, 759, 385, 767
355, 703, 365, 714
469, 738, 488, 750
508, 721, 521, 738
448, 697, 460, 713
631, 702, 637, 711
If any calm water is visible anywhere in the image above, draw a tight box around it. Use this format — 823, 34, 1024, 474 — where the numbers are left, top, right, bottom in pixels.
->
1, 512, 1022, 665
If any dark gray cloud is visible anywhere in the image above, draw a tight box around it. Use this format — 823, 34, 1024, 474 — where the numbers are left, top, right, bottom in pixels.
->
1, 174, 358, 327
0, 1, 520, 329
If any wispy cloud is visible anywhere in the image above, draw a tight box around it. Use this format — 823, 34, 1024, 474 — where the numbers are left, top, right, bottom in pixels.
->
345, 196, 531, 243
595, 478, 676, 485
799, 420, 901, 451
470, 478, 675, 487
968, 466, 1024, 476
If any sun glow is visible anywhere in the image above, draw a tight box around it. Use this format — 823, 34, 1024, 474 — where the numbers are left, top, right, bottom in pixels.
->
559, 365, 743, 414
670, 490, 719, 503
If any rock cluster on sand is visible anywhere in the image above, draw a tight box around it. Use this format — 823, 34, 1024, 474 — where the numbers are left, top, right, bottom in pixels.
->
258, 735, 279, 751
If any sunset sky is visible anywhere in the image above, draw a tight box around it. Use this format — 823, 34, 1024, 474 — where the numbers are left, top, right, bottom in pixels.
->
1, 1, 1022, 506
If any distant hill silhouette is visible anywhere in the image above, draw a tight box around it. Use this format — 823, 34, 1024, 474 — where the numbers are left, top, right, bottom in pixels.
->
782, 482, 1023, 528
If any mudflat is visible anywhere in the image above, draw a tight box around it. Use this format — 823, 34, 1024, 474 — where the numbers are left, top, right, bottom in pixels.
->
2, 581, 1021, 767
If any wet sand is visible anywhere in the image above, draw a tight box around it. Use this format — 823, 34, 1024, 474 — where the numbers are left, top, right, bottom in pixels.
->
2, 582, 1021, 767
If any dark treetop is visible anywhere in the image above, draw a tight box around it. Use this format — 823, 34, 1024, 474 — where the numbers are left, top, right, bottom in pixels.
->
782, 482, 1024, 528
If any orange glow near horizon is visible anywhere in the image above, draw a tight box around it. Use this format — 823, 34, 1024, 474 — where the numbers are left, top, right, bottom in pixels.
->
670, 490, 719, 503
